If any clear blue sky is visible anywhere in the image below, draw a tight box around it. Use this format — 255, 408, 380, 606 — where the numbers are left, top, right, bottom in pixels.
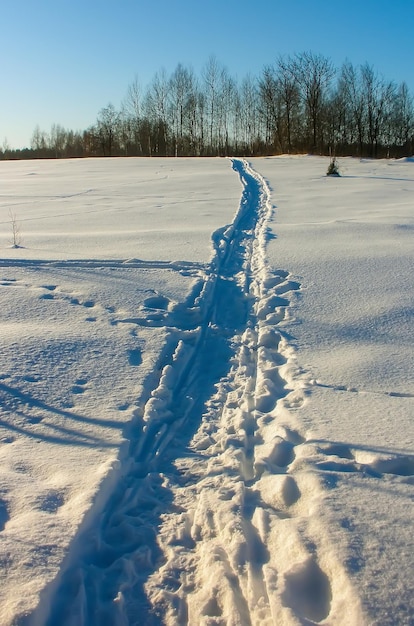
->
2, 0, 413, 149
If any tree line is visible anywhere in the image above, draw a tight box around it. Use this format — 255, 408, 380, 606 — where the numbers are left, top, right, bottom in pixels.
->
2, 52, 413, 160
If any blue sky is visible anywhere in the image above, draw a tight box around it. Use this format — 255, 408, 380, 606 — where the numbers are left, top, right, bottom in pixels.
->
2, 0, 413, 149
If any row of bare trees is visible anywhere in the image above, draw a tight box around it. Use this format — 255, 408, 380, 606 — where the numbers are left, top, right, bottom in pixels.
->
2, 52, 413, 160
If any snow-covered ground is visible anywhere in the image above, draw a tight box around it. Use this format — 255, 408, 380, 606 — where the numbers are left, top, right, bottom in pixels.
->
252, 156, 414, 625
0, 156, 413, 625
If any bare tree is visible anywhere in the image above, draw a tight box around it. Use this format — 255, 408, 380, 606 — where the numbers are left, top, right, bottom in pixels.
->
187, 84, 202, 155
276, 56, 301, 152
49, 124, 67, 158
237, 74, 260, 154
361, 64, 395, 157
202, 56, 227, 154
259, 66, 283, 152
392, 82, 414, 151
31, 125, 49, 156
217, 68, 237, 155
291, 51, 335, 152
96, 103, 120, 156
2, 138, 11, 158
339, 61, 367, 155
168, 64, 197, 156
8, 210, 22, 248
124, 76, 142, 120
121, 76, 144, 155
145, 69, 170, 155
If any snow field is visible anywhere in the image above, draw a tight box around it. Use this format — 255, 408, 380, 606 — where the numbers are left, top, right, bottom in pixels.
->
0, 155, 412, 625
41, 160, 362, 625
252, 155, 414, 624
0, 158, 241, 624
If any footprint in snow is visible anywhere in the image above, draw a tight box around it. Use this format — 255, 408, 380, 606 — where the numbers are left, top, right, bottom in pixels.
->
134, 293, 175, 326
275, 280, 302, 295
72, 378, 88, 394
41, 285, 57, 291
35, 489, 66, 513
282, 557, 332, 623
70, 297, 95, 308
1, 278, 17, 286
0, 499, 10, 531
309, 441, 414, 478
356, 453, 414, 477
128, 348, 142, 367
0, 436, 15, 444
262, 271, 289, 289
23, 375, 39, 383
143, 294, 171, 310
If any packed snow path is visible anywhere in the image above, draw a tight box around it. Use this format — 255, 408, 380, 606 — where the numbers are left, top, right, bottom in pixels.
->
31, 159, 361, 626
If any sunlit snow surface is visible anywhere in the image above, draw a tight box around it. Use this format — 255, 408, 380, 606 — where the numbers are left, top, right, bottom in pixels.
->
0, 156, 413, 625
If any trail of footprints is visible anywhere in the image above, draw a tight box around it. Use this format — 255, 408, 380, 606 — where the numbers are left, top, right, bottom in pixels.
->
0, 270, 206, 541
7, 159, 412, 624
144, 268, 331, 625
307, 440, 414, 479
0, 269, 206, 397
0, 270, 205, 553
124, 162, 335, 624
131, 162, 412, 624
1, 269, 204, 326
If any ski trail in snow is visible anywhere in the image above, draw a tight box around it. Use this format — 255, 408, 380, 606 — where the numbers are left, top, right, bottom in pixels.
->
30, 159, 363, 626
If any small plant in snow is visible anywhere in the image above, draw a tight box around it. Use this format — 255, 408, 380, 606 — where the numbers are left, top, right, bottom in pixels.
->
327, 157, 340, 177
9, 210, 22, 248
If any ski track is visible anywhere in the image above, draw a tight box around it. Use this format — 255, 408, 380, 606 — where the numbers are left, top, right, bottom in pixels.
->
25, 159, 367, 626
